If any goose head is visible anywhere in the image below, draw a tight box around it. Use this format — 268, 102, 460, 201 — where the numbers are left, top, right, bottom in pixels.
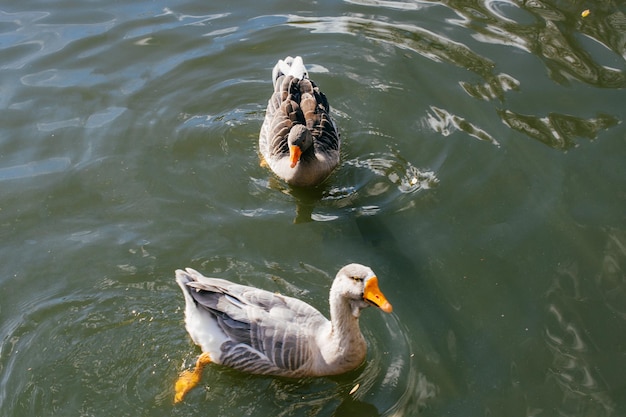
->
332, 263, 393, 318
288, 124, 313, 168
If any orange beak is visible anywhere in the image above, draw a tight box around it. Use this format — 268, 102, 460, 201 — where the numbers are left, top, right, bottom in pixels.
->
363, 276, 393, 313
289, 145, 302, 168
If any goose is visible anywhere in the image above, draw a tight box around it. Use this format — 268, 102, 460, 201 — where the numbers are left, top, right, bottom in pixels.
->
258, 56, 340, 187
174, 263, 392, 403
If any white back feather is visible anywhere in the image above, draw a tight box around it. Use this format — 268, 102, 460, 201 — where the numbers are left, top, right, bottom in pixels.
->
272, 56, 308, 87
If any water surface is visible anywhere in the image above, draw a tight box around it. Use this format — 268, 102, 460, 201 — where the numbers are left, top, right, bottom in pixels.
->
1, 0, 625, 416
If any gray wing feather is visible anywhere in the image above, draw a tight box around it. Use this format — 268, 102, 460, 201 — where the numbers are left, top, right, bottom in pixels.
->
184, 277, 327, 374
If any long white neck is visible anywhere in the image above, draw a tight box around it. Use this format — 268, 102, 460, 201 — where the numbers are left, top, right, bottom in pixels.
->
317, 290, 367, 374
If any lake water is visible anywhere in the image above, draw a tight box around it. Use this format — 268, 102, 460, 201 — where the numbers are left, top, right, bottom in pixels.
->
1, 0, 625, 416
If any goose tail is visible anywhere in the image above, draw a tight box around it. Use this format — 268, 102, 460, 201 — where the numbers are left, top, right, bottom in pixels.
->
272, 56, 308, 86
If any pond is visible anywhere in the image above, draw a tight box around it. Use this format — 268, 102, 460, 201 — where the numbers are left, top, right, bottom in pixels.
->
1, 0, 625, 416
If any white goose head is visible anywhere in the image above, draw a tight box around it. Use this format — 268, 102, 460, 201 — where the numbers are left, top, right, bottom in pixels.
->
332, 263, 393, 318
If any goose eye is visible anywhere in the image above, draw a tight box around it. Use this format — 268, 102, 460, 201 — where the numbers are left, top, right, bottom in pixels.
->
352, 276, 363, 283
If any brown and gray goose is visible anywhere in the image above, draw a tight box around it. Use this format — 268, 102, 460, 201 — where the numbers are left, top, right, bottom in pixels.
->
259, 56, 340, 187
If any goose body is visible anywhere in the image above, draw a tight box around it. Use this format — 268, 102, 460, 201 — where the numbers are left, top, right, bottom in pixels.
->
259, 56, 340, 187
174, 264, 392, 402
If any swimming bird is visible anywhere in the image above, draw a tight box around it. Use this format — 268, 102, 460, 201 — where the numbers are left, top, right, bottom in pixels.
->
174, 263, 392, 403
259, 56, 340, 187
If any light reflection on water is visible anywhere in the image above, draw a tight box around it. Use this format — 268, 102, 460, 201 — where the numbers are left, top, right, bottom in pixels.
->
286, 0, 623, 151
545, 276, 614, 416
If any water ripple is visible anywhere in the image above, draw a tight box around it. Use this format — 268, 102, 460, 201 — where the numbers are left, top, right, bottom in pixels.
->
596, 229, 626, 320
0, 157, 71, 180
344, 0, 431, 11
0, 9, 115, 71
347, 152, 438, 192
426, 106, 500, 145
543, 262, 618, 416
499, 110, 619, 150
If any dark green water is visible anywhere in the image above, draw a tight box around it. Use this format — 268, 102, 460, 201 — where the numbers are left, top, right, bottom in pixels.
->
1, 0, 625, 416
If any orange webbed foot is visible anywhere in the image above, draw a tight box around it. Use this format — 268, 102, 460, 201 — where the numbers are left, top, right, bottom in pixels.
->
174, 352, 212, 403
